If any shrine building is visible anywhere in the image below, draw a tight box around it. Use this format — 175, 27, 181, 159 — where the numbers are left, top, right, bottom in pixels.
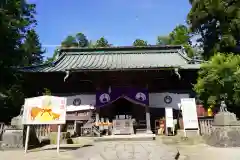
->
21, 45, 200, 135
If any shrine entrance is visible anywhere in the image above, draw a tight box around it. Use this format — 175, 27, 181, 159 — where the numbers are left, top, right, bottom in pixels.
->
99, 97, 146, 121
99, 97, 147, 135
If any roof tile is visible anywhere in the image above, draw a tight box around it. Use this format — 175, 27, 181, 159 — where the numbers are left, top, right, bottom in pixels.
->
21, 46, 200, 72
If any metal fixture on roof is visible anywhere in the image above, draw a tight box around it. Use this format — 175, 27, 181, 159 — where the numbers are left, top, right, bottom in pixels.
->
174, 68, 181, 79
64, 70, 70, 82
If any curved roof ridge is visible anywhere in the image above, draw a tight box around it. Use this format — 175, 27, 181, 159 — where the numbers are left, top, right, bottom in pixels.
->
60, 45, 183, 53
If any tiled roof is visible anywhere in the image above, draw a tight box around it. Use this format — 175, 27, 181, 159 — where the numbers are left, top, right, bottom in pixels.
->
20, 45, 200, 72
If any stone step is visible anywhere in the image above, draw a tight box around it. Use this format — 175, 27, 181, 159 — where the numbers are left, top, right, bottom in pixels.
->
94, 134, 156, 142
136, 129, 147, 134
177, 129, 200, 137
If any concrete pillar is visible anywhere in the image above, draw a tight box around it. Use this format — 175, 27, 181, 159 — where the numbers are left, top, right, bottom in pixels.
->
145, 107, 152, 134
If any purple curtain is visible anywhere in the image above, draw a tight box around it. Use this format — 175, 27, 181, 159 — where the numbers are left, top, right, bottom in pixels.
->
96, 87, 149, 107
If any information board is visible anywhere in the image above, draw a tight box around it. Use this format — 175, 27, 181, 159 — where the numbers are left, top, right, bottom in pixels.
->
22, 96, 67, 125
181, 98, 199, 129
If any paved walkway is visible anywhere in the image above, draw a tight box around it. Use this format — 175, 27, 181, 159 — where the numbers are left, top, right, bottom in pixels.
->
178, 144, 240, 160
1, 140, 240, 160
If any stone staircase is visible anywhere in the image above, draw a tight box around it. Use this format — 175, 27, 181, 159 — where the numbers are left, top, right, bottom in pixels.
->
81, 111, 100, 137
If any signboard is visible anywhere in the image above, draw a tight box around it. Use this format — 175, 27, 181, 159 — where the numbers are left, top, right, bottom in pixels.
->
181, 98, 199, 129
149, 93, 189, 109
64, 95, 95, 112
22, 96, 67, 125
165, 107, 174, 127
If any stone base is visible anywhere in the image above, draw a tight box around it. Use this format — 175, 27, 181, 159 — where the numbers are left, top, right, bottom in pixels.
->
146, 130, 153, 134
207, 111, 240, 147
177, 129, 200, 137
206, 126, 240, 147
1, 129, 24, 149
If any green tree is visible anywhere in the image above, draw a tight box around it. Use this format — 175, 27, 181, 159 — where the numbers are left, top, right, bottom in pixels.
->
88, 40, 96, 48
157, 36, 170, 45
133, 39, 148, 46
168, 25, 191, 45
95, 37, 111, 47
187, 0, 240, 60
61, 35, 78, 48
45, 48, 59, 63
76, 32, 89, 47
157, 25, 195, 57
61, 33, 89, 48
194, 53, 240, 106
22, 29, 45, 66
0, 0, 37, 121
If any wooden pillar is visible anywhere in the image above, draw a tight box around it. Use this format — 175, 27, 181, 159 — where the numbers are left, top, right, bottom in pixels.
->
145, 106, 152, 134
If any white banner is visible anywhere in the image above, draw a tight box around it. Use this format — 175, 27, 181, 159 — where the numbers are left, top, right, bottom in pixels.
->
181, 98, 199, 129
22, 96, 67, 125
165, 107, 174, 127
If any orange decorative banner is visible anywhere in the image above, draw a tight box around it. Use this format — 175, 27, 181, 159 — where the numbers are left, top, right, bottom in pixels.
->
22, 96, 67, 124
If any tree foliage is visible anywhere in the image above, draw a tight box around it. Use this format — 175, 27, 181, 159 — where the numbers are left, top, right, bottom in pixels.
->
61, 32, 89, 48
0, 0, 39, 121
47, 35, 111, 63
194, 53, 240, 106
76, 32, 89, 47
187, 0, 240, 60
88, 40, 96, 48
157, 36, 170, 45
157, 25, 195, 57
22, 29, 45, 66
133, 39, 148, 46
45, 48, 59, 63
61, 35, 78, 48
95, 37, 111, 47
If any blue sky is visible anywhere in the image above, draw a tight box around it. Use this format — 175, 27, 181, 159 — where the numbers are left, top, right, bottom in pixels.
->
30, 0, 191, 58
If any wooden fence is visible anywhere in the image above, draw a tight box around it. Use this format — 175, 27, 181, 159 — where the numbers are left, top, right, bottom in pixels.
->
34, 118, 215, 137
1, 117, 216, 139
198, 117, 214, 136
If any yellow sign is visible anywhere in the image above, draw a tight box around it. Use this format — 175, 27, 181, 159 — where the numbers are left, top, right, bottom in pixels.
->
22, 96, 67, 124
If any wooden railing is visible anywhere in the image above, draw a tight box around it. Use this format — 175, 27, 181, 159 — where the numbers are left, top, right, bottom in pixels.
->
198, 117, 214, 136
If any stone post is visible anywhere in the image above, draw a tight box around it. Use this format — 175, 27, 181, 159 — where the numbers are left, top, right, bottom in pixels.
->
95, 113, 100, 126
74, 120, 77, 133
145, 106, 152, 134
206, 100, 240, 147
